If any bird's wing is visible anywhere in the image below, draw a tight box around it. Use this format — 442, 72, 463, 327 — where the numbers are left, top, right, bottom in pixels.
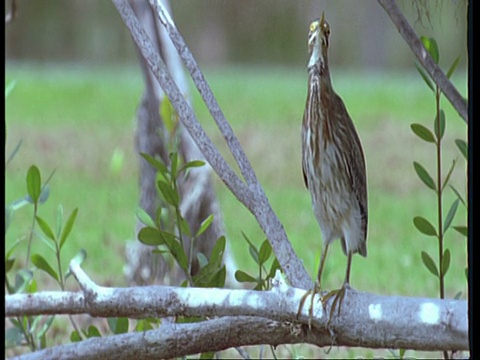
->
338, 100, 368, 242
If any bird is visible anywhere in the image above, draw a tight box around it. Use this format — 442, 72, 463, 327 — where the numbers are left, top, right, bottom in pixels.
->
297, 12, 368, 327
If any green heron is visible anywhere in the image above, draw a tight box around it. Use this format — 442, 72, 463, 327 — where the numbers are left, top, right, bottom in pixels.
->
298, 13, 368, 326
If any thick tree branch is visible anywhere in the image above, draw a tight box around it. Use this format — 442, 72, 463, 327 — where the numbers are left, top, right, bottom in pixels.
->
9, 317, 317, 360
5, 260, 469, 356
111, 0, 311, 290
377, 0, 468, 122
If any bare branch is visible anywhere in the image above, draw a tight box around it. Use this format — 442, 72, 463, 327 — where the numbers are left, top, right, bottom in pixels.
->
377, 0, 468, 122
148, 0, 258, 187
111, 0, 311, 289
5, 261, 469, 355
9, 316, 316, 360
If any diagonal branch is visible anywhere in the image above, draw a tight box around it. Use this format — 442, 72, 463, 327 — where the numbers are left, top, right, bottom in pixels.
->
377, 0, 468, 122
111, 0, 311, 289
148, 0, 258, 187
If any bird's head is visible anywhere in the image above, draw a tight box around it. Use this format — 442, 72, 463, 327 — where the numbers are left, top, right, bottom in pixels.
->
307, 12, 330, 70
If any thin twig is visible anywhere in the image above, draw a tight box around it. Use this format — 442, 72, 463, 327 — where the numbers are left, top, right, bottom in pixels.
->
377, 0, 467, 122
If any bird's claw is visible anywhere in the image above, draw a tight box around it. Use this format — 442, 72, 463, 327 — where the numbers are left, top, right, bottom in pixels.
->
322, 283, 349, 325
296, 284, 322, 330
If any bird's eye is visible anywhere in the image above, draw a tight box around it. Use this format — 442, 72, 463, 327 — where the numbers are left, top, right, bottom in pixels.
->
309, 21, 318, 33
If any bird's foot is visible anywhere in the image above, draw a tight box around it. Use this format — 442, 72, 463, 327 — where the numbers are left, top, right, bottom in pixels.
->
296, 283, 322, 330
322, 282, 350, 326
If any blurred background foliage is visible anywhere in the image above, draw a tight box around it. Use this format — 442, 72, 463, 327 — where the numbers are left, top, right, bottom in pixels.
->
5, 0, 467, 70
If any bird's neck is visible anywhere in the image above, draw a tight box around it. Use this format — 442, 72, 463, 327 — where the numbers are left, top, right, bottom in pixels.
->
308, 61, 332, 89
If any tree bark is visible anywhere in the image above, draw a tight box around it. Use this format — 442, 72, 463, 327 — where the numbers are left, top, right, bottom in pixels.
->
5, 261, 469, 359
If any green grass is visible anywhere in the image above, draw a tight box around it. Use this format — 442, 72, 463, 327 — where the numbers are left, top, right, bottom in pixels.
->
5, 63, 468, 358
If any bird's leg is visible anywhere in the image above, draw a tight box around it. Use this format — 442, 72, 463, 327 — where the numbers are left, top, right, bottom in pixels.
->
296, 243, 329, 329
322, 251, 353, 325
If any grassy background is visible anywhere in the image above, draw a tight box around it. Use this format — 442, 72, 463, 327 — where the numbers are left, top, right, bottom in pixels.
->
5, 63, 468, 357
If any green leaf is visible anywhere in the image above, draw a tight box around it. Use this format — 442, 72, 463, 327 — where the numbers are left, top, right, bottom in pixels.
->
413, 216, 437, 237
59, 208, 78, 250
268, 257, 282, 279
155, 206, 164, 228
258, 239, 272, 266
163, 232, 188, 273
178, 214, 191, 238
138, 227, 163, 246
140, 153, 169, 176
70, 330, 82, 342
455, 139, 467, 159
31, 254, 59, 282
421, 251, 439, 277
108, 317, 129, 334
27, 278, 37, 293
420, 36, 439, 64
411, 123, 436, 143
26, 165, 42, 204
178, 160, 206, 176
36, 216, 56, 242
211, 266, 226, 288
449, 185, 466, 207
443, 199, 459, 233
200, 351, 215, 360
447, 55, 461, 79
169, 152, 179, 179
85, 325, 102, 338
195, 214, 214, 238
441, 249, 451, 275
135, 207, 156, 228
415, 63, 435, 92
195, 264, 226, 288
413, 162, 436, 191
209, 236, 226, 269
453, 225, 467, 237
135, 319, 154, 332
433, 110, 445, 141
157, 180, 179, 207
235, 270, 256, 283
248, 245, 260, 265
